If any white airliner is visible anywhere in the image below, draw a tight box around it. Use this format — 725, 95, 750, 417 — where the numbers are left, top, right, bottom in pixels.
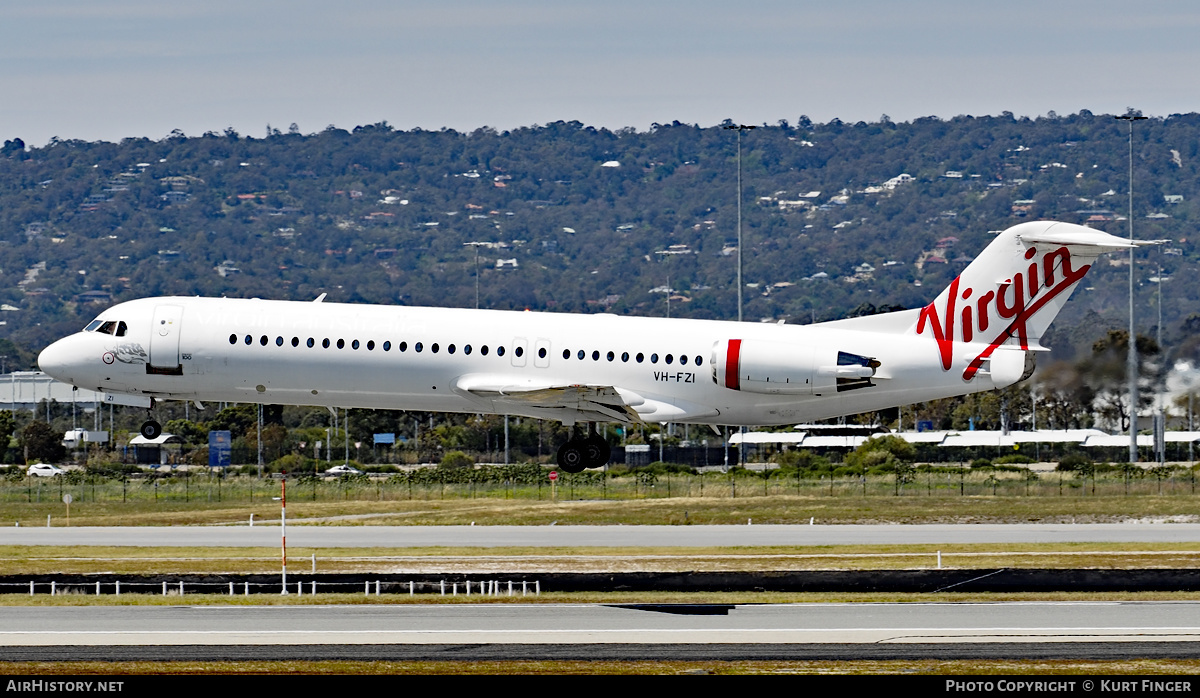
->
38, 221, 1146, 471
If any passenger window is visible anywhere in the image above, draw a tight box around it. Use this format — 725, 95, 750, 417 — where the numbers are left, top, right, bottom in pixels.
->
399, 342, 408, 352
229, 334, 237, 345
665, 354, 673, 364
383, 341, 391, 351
606, 351, 614, 362
695, 355, 703, 365
245, 335, 253, 345
276, 337, 284, 346
497, 346, 505, 357
307, 338, 315, 348
337, 339, 345, 349
622, 352, 629, 362
415, 342, 423, 352
448, 344, 456, 354
291, 337, 299, 347
515, 346, 523, 357
352, 340, 360, 350
650, 353, 658, 364
591, 350, 599, 361
577, 350, 585, 360
367, 340, 375, 350
322, 338, 330, 348
636, 353, 644, 363
481, 345, 489, 356
538, 347, 547, 359
679, 355, 688, 366
431, 343, 439, 353
562, 349, 570, 359
464, 345, 472, 355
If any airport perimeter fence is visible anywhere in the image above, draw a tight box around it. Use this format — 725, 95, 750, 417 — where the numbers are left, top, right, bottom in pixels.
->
3, 467, 1200, 505
3, 578, 540, 597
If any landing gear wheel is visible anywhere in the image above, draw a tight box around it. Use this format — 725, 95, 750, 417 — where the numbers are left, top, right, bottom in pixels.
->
556, 431, 611, 473
583, 434, 610, 469
140, 420, 162, 440
556, 438, 586, 473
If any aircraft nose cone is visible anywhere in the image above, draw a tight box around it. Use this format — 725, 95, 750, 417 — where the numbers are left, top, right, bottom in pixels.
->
38, 338, 76, 382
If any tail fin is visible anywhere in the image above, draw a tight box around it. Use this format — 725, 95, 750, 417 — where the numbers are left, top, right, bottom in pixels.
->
912, 221, 1139, 380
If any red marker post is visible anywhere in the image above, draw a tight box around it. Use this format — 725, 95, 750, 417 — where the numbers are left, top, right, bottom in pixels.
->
273, 472, 287, 594
548, 470, 557, 501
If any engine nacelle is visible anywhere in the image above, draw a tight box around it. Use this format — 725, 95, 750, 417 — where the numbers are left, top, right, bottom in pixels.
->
711, 339, 880, 396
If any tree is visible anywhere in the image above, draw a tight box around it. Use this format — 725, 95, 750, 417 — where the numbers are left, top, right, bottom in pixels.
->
1078, 330, 1160, 432
20, 421, 65, 464
0, 411, 14, 450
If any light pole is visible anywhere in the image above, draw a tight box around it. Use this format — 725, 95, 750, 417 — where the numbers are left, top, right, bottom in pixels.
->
464, 242, 489, 309
1115, 113, 1147, 463
724, 123, 756, 468
1156, 253, 1167, 466
723, 124, 756, 323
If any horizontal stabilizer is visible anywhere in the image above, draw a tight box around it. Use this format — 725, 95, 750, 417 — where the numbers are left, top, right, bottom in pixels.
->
1015, 228, 1157, 249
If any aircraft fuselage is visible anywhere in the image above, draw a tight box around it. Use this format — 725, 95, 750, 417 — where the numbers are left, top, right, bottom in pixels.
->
37, 295, 1020, 427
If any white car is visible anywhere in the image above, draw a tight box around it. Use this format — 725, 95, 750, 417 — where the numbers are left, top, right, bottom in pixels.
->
27, 463, 64, 477
324, 464, 363, 475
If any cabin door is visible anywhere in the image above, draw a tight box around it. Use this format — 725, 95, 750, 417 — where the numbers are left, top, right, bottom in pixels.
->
148, 304, 184, 373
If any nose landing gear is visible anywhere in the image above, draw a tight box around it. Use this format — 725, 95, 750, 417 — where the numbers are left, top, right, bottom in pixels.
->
140, 419, 162, 440
556, 425, 611, 473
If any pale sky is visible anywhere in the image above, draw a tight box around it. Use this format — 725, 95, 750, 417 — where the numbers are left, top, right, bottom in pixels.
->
2, 1, 1197, 146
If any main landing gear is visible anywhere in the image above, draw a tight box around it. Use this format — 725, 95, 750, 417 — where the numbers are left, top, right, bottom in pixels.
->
556, 426, 610, 474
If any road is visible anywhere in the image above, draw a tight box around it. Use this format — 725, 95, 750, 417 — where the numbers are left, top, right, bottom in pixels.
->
8, 523, 1200, 547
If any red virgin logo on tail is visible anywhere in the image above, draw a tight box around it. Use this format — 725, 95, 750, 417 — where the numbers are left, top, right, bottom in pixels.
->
917, 246, 1090, 380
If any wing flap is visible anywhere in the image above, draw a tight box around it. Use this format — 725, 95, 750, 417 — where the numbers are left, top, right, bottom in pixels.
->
451, 375, 719, 424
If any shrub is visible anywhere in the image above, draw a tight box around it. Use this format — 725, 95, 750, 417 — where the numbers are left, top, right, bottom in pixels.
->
439, 451, 474, 470
1057, 453, 1093, 472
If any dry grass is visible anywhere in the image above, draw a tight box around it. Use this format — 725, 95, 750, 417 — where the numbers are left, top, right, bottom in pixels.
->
8, 590, 1200, 607
6, 541, 1200, 575
7, 492, 1200, 527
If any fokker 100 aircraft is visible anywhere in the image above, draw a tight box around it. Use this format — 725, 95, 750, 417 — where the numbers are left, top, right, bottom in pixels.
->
38, 221, 1147, 471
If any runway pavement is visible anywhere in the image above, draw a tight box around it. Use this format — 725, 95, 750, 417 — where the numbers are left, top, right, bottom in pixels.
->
7, 523, 1200, 547
2, 602, 1199, 647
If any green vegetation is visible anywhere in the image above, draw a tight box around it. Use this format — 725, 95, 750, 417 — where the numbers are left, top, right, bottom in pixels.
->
4, 463, 1200, 527
4, 113, 1200, 472
2, 112, 1199, 365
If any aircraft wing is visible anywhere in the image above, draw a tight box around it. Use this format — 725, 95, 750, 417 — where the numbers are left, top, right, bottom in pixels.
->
451, 375, 719, 424
452, 375, 639, 423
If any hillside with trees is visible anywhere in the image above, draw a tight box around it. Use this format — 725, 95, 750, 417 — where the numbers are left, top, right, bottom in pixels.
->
5, 111, 1200, 466
2, 112, 1198, 364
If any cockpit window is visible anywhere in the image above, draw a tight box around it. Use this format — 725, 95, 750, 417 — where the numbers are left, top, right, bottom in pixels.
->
90, 320, 128, 336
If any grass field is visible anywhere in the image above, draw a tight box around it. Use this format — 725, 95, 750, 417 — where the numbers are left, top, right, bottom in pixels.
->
6, 542, 1200, 575
6, 488, 1200, 527
8, 473, 1200, 675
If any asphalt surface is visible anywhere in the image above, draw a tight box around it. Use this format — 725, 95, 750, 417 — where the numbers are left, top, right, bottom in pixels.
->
3, 602, 1200, 661
8, 524, 1200, 664
8, 523, 1200, 547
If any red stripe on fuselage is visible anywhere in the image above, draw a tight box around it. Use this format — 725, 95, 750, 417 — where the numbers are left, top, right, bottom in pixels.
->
726, 339, 742, 391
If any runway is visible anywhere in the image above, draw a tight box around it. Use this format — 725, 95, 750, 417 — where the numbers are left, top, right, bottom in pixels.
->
8, 523, 1200, 547
3, 602, 1200, 647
